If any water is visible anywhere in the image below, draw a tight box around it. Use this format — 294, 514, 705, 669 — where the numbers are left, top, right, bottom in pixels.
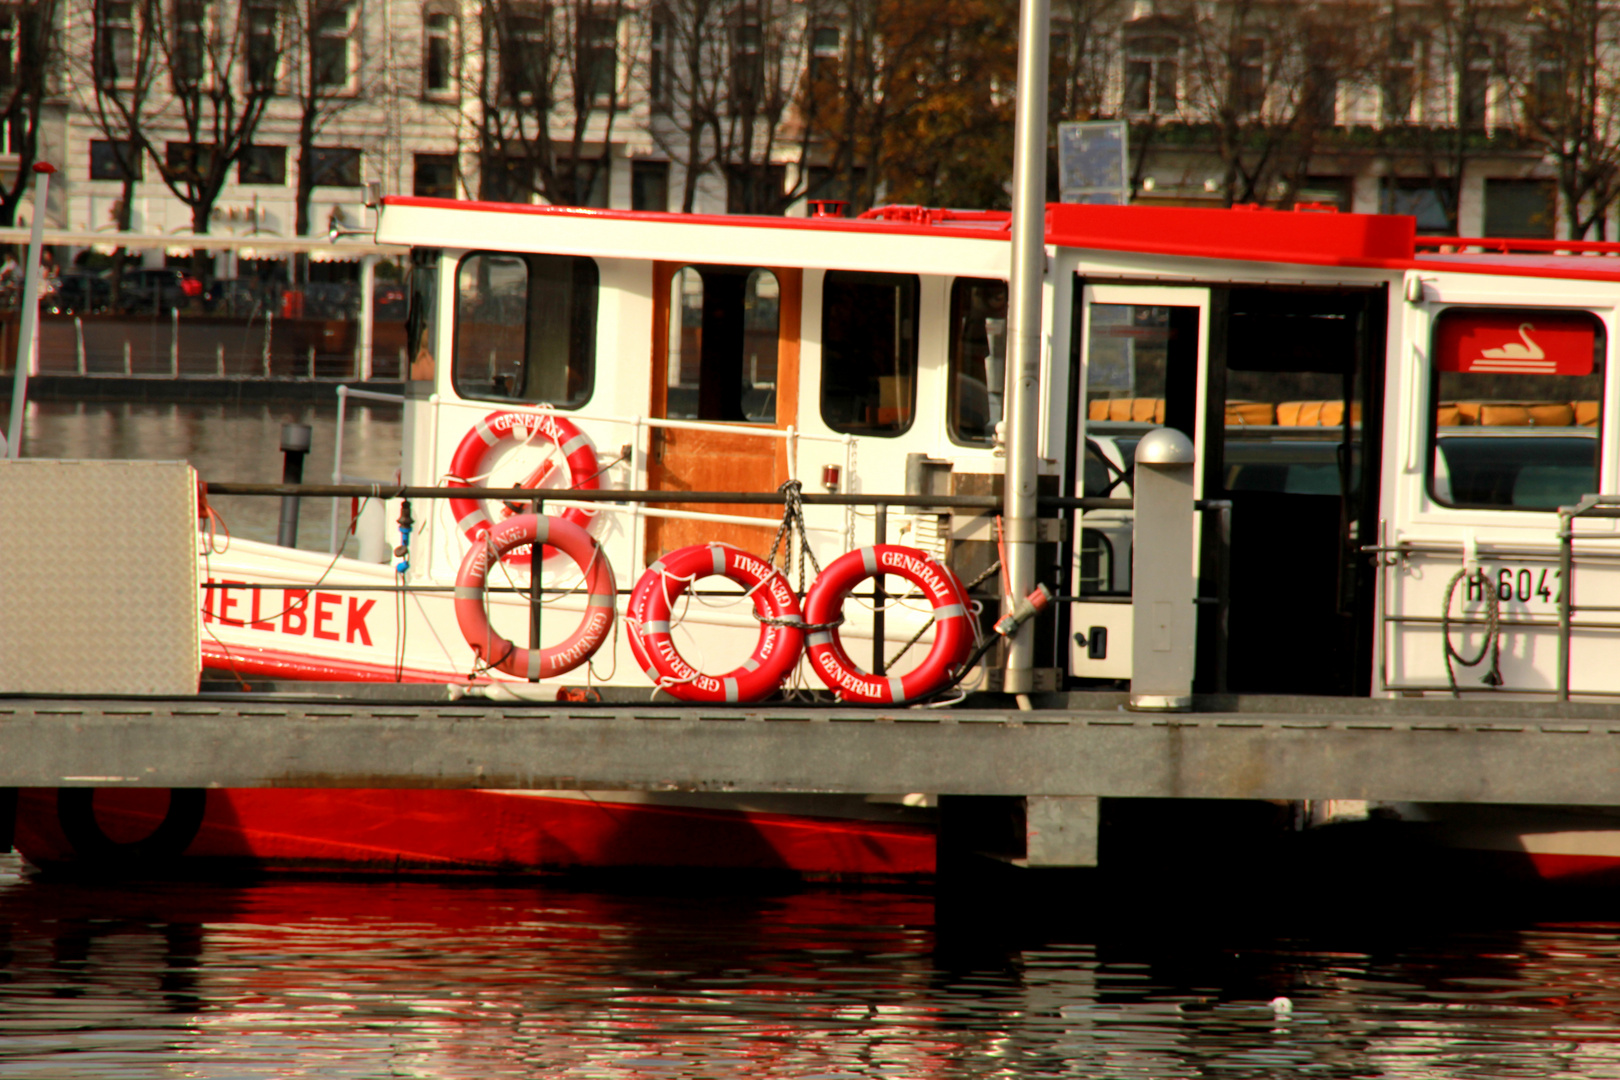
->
12, 396, 1620, 1076
5, 852, 1620, 1078
1, 397, 403, 552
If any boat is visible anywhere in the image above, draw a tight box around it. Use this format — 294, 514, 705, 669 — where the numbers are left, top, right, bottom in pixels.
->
14, 197, 1620, 879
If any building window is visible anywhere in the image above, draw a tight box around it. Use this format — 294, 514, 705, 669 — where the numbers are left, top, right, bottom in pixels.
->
647, 8, 667, 107
165, 141, 215, 182
1236, 36, 1265, 115
1382, 178, 1453, 235
1123, 28, 1178, 115
454, 252, 598, 407
730, 22, 762, 102
499, 6, 547, 100
311, 145, 361, 187
725, 163, 784, 214
631, 159, 668, 211
423, 8, 453, 95
1295, 176, 1351, 212
577, 14, 615, 101
562, 157, 609, 207
1484, 179, 1556, 239
481, 153, 531, 202
1383, 31, 1416, 122
90, 139, 142, 181
414, 152, 457, 198
238, 144, 287, 184
809, 24, 838, 84
313, 2, 354, 90
94, 0, 135, 86
172, 0, 206, 90
820, 270, 919, 436
245, 0, 278, 90
1460, 35, 1492, 132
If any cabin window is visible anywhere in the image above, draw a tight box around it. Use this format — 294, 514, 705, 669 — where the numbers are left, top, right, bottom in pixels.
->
947, 277, 1008, 444
452, 251, 597, 407
665, 265, 779, 422
1428, 307, 1605, 511
819, 270, 919, 436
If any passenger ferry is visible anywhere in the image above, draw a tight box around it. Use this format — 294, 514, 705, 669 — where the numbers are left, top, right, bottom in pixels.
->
14, 196, 1620, 880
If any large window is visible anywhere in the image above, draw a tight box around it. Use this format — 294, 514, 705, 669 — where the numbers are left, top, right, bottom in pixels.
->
1123, 27, 1178, 115
577, 14, 616, 100
1429, 307, 1605, 511
90, 138, 141, 181
666, 265, 778, 422
1484, 179, 1556, 239
454, 252, 597, 407
313, 2, 355, 90
413, 152, 456, 197
172, 0, 206, 90
948, 277, 1007, 444
94, 0, 135, 87
245, 0, 278, 89
423, 8, 454, 95
238, 144, 286, 184
311, 145, 361, 187
819, 270, 918, 436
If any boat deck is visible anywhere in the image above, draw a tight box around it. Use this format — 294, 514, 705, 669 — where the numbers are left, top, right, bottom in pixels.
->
3, 690, 1617, 806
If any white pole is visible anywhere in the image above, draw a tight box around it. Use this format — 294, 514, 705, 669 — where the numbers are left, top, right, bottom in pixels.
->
357, 253, 376, 381
1001, 0, 1050, 693
171, 306, 180, 377
74, 316, 84, 374
6, 163, 54, 458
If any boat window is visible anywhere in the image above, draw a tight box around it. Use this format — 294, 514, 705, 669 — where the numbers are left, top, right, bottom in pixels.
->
665, 265, 778, 422
1428, 307, 1604, 511
947, 277, 1007, 443
819, 270, 919, 436
452, 251, 597, 408
404, 247, 439, 382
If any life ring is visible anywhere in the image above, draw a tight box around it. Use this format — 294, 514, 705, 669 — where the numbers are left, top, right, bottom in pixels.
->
627, 543, 806, 703
446, 410, 601, 567
802, 545, 974, 704
56, 788, 208, 866
454, 513, 617, 679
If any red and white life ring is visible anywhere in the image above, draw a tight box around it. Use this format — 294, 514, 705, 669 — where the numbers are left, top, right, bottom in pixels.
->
454, 513, 617, 680
446, 410, 600, 566
628, 543, 805, 703
802, 545, 974, 704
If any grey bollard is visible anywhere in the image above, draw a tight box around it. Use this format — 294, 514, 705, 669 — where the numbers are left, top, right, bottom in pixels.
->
277, 423, 313, 549
1129, 427, 1196, 711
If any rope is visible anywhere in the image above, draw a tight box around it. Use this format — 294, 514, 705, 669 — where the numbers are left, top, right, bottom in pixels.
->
764, 479, 822, 596
1442, 567, 1503, 697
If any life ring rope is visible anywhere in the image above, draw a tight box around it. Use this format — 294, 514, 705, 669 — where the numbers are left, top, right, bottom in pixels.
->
627, 543, 806, 704
453, 512, 617, 681
446, 409, 602, 568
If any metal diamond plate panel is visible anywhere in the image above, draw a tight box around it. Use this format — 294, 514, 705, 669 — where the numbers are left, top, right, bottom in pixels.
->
0, 460, 200, 695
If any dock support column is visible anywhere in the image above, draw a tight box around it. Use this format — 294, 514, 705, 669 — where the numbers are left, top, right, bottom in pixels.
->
1025, 795, 1099, 867
1130, 428, 1197, 711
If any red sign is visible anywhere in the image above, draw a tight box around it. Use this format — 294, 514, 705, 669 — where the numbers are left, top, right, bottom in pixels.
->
1437, 310, 1597, 376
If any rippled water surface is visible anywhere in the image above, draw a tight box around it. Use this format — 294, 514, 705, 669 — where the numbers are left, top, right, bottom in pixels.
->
5, 852, 1620, 1079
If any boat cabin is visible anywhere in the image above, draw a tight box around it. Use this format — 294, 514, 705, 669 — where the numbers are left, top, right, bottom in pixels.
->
358, 197, 1620, 702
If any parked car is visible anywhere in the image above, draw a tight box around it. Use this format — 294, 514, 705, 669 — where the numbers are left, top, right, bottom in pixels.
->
203, 277, 282, 317
46, 272, 113, 315
118, 268, 204, 314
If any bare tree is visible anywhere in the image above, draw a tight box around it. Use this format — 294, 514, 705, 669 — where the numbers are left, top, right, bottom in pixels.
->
0, 0, 61, 226
647, 0, 819, 213
1179, 0, 1375, 206
1507, 0, 1620, 238
469, 0, 638, 207
145, 0, 281, 235
284, 0, 368, 245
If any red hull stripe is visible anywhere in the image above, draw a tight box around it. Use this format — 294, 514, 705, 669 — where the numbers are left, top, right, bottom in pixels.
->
202, 640, 477, 685
12, 788, 935, 876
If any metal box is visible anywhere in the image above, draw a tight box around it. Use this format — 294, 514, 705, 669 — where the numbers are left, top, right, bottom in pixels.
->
0, 459, 200, 695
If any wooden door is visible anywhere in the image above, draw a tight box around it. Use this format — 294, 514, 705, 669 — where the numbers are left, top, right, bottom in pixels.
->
645, 261, 801, 559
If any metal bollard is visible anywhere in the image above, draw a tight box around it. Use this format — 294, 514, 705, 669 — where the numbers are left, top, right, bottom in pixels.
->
1128, 427, 1197, 712
277, 423, 313, 548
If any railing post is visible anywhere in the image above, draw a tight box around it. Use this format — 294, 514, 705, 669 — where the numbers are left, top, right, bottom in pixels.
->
277, 423, 313, 548
873, 502, 887, 675
74, 317, 84, 375
1559, 507, 1575, 702
529, 497, 544, 681
170, 306, 179, 377
1129, 428, 1197, 712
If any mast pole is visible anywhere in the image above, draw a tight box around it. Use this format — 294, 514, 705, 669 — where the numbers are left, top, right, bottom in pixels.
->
6, 163, 54, 459
1001, 0, 1050, 694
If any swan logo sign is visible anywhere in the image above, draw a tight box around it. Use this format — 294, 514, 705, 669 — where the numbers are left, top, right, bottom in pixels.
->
1438, 310, 1597, 376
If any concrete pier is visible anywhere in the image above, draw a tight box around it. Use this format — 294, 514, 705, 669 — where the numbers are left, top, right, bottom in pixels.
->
3, 691, 1618, 806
